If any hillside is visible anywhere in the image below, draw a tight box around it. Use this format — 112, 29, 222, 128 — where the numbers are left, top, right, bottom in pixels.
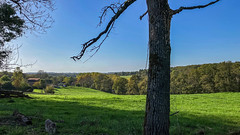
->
0, 87, 239, 135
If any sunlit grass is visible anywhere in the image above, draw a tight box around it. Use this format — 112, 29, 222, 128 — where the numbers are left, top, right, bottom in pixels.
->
120, 76, 132, 80
0, 87, 239, 135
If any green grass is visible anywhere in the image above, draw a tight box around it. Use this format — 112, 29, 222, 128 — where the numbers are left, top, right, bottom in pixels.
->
120, 75, 132, 80
0, 87, 239, 135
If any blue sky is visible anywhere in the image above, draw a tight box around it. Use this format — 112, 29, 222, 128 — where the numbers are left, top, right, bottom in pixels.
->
12, 0, 240, 73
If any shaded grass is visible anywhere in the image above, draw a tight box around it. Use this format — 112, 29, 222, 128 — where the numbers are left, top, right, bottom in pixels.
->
0, 87, 239, 135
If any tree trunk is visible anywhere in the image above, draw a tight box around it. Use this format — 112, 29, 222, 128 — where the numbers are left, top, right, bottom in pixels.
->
144, 0, 172, 134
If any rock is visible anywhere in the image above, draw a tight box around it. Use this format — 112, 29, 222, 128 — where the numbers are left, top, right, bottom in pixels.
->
12, 111, 32, 126
45, 119, 56, 134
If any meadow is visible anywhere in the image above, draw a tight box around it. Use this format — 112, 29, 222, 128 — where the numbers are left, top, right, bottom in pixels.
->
0, 87, 239, 135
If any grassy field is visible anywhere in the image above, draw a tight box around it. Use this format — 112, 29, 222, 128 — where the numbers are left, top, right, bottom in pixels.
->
0, 87, 239, 135
120, 76, 132, 80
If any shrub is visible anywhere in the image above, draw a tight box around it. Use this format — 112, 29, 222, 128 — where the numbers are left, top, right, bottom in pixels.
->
19, 80, 32, 91
44, 85, 55, 94
0, 75, 13, 90
33, 81, 41, 89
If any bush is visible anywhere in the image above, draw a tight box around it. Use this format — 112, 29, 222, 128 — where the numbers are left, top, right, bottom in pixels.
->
44, 85, 55, 94
0, 75, 13, 90
19, 80, 32, 91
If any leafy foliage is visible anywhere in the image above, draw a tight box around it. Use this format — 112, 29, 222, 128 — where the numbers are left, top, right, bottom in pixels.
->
0, 74, 13, 90
0, 3, 24, 46
170, 61, 240, 93
112, 77, 128, 94
127, 75, 140, 95
44, 85, 55, 94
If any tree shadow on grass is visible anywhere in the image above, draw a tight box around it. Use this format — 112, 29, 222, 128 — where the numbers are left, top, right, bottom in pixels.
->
0, 97, 239, 135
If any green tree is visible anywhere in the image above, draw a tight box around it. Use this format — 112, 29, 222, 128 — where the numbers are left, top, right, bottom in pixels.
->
0, 1, 54, 70
100, 75, 113, 92
91, 73, 113, 92
127, 75, 140, 95
0, 75, 13, 90
0, 3, 25, 68
113, 77, 128, 94
11, 67, 24, 89
199, 64, 217, 93
214, 62, 233, 92
186, 69, 201, 93
40, 79, 46, 89
138, 76, 148, 95
231, 62, 240, 92
76, 73, 94, 88
0, 3, 24, 46
63, 77, 75, 86
33, 81, 41, 89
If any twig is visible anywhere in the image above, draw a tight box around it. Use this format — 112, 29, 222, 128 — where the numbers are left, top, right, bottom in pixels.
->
170, 111, 179, 116
140, 10, 148, 20
172, 0, 220, 15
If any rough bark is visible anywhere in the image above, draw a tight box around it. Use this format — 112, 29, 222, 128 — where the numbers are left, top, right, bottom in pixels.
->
144, 0, 172, 134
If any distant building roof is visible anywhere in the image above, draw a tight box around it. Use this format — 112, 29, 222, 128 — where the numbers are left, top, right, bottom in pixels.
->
27, 78, 40, 81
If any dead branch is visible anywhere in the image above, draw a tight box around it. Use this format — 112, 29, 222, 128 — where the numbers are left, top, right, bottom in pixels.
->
71, 0, 137, 61
172, 0, 220, 15
98, 3, 121, 26
140, 10, 148, 20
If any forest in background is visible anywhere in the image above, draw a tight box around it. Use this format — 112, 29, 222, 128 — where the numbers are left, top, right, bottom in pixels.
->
0, 61, 240, 95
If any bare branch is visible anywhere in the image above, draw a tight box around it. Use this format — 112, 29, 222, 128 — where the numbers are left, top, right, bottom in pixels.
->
140, 10, 148, 20
8, 0, 55, 33
84, 22, 115, 63
98, 3, 120, 27
0, 44, 36, 71
172, 0, 220, 15
72, 0, 137, 61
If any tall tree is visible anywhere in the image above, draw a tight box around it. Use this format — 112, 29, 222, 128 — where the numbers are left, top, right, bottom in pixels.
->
0, 3, 24, 69
71, 0, 221, 134
0, 3, 24, 46
0, 0, 54, 70
12, 67, 24, 89
5, 0, 54, 33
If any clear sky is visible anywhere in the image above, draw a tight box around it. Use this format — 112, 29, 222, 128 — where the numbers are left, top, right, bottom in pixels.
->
12, 0, 240, 73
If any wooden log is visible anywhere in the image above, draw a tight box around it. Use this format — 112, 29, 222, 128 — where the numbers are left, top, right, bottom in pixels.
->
0, 90, 31, 98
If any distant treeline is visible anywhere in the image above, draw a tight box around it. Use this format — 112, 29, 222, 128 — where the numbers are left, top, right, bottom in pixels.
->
1, 61, 239, 94
26, 71, 139, 77
107, 71, 138, 76
26, 71, 78, 77
170, 61, 240, 94
78, 60, 240, 94
75, 73, 147, 95
132, 61, 240, 94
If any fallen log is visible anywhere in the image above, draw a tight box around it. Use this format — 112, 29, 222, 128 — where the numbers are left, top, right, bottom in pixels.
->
0, 90, 31, 98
